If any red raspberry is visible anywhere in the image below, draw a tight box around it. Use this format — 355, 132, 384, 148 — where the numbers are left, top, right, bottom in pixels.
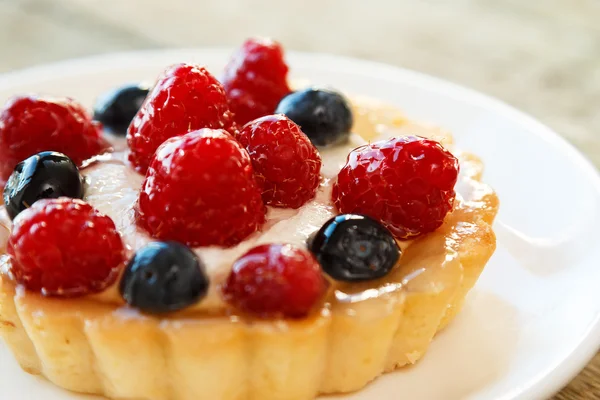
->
222, 243, 328, 318
333, 136, 459, 239
223, 38, 292, 125
7, 198, 125, 297
127, 63, 238, 173
0, 96, 109, 186
238, 115, 322, 208
136, 129, 265, 247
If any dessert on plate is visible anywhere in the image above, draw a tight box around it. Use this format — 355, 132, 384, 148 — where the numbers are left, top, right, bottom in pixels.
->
0, 38, 498, 400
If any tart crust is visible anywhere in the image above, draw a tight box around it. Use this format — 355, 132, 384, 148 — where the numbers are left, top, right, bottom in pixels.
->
0, 98, 498, 400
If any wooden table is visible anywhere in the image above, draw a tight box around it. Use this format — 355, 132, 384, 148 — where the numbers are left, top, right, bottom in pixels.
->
1, 0, 599, 398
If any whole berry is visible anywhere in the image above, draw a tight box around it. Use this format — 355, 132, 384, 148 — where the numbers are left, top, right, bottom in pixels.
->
308, 214, 400, 282
119, 241, 209, 313
223, 37, 292, 125
222, 244, 328, 318
275, 88, 353, 147
0, 95, 109, 186
333, 136, 459, 239
136, 129, 266, 247
127, 64, 238, 173
93, 83, 150, 135
8, 198, 125, 297
3, 151, 84, 220
238, 115, 322, 208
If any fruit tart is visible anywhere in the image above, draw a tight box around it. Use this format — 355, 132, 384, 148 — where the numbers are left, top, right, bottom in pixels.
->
0, 38, 498, 400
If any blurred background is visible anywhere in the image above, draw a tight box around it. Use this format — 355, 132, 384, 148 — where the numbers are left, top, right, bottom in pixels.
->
2, 0, 599, 166
1, 0, 599, 398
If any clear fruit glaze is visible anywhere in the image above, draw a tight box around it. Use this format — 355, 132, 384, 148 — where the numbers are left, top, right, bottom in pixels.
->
0, 95, 497, 315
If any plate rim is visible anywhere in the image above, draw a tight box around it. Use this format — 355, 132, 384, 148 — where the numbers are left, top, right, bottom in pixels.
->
1, 48, 600, 400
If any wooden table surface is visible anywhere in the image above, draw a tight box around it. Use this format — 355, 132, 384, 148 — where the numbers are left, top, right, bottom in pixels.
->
1, 0, 599, 398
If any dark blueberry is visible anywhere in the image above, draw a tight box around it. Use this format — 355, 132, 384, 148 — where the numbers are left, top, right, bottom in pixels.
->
275, 87, 353, 147
93, 83, 150, 135
308, 214, 400, 282
3, 152, 84, 220
119, 241, 209, 313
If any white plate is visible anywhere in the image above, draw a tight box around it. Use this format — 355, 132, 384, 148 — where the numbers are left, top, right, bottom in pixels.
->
1, 49, 600, 400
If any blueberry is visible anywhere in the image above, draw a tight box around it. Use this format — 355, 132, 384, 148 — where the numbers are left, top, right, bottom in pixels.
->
3, 152, 84, 220
119, 241, 209, 313
275, 87, 353, 147
308, 214, 400, 282
93, 83, 150, 135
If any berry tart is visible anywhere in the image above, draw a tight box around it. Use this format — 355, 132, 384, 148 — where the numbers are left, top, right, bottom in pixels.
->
0, 38, 498, 400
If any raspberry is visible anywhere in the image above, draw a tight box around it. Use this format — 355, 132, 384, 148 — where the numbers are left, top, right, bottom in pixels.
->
333, 136, 459, 239
223, 38, 292, 125
7, 198, 125, 297
0, 96, 109, 186
222, 243, 328, 318
238, 115, 322, 208
136, 129, 266, 247
127, 63, 238, 173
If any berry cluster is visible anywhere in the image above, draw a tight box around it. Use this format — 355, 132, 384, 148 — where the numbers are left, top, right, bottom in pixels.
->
0, 37, 460, 319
